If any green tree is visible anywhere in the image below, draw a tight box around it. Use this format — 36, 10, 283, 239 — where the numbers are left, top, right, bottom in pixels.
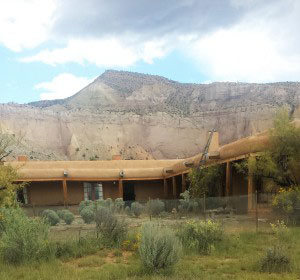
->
235, 108, 300, 189
188, 165, 224, 198
0, 132, 24, 208
0, 165, 24, 208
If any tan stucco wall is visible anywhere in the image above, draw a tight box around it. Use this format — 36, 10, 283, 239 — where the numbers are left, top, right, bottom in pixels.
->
134, 180, 164, 201
67, 181, 84, 205
103, 181, 119, 199
28, 181, 64, 206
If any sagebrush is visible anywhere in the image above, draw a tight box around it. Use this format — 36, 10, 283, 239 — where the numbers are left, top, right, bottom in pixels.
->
139, 222, 182, 272
0, 208, 54, 264
146, 199, 165, 216
95, 207, 127, 246
42, 209, 60, 226
178, 220, 223, 254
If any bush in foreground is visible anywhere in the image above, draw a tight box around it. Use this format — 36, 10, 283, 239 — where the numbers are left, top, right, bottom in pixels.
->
146, 199, 165, 216
62, 210, 75, 225
78, 200, 93, 214
131, 202, 144, 217
57, 209, 70, 219
125, 206, 132, 216
95, 207, 127, 246
178, 220, 223, 254
80, 207, 94, 224
42, 209, 60, 226
259, 246, 291, 273
114, 198, 125, 213
0, 208, 54, 264
139, 222, 182, 273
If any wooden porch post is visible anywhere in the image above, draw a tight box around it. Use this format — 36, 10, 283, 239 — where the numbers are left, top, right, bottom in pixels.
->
118, 180, 123, 198
172, 176, 177, 198
225, 161, 231, 196
163, 178, 168, 199
248, 160, 255, 210
182, 173, 187, 192
62, 179, 68, 207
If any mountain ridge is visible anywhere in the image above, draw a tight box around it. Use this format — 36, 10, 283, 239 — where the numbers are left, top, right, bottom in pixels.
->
1, 70, 300, 161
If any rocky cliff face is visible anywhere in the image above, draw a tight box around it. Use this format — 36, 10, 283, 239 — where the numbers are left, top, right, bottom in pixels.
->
1, 70, 300, 160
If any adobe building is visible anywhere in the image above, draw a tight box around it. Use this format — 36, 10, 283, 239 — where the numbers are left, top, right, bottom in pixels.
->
4, 129, 272, 212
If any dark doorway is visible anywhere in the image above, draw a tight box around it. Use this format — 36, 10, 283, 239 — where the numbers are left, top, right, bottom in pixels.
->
123, 181, 135, 202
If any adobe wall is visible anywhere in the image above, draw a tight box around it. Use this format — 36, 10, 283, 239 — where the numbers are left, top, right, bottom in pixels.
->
27, 181, 84, 206
28, 181, 64, 206
26, 179, 176, 205
103, 181, 119, 199
67, 181, 84, 204
134, 180, 164, 201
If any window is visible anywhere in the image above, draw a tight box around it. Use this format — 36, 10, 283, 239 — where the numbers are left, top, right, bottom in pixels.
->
84, 182, 92, 201
95, 183, 103, 200
84, 182, 103, 200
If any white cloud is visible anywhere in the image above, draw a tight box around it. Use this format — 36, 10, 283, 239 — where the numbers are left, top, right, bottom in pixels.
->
184, 1, 300, 82
21, 37, 169, 67
187, 27, 296, 82
35, 73, 94, 100
0, 0, 57, 51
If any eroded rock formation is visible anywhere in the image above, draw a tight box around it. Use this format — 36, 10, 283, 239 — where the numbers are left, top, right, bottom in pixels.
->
1, 70, 299, 160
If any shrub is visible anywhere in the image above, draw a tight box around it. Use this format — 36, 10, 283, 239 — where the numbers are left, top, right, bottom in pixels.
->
178, 190, 199, 213
147, 199, 165, 216
0, 208, 54, 264
114, 198, 125, 213
272, 186, 300, 224
125, 206, 132, 216
42, 209, 60, 226
57, 209, 70, 220
63, 211, 75, 225
139, 222, 182, 272
178, 220, 223, 254
104, 198, 114, 210
95, 207, 127, 246
260, 246, 291, 273
270, 220, 290, 242
78, 200, 93, 214
122, 232, 141, 251
95, 198, 114, 212
131, 202, 144, 217
80, 207, 94, 224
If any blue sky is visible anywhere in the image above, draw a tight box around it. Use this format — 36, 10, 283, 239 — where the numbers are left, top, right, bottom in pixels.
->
1, 0, 300, 104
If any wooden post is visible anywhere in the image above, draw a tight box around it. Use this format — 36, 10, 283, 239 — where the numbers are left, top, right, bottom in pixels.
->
163, 178, 168, 199
62, 179, 68, 207
225, 161, 231, 196
182, 173, 187, 192
248, 166, 254, 211
172, 176, 177, 198
118, 180, 123, 198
